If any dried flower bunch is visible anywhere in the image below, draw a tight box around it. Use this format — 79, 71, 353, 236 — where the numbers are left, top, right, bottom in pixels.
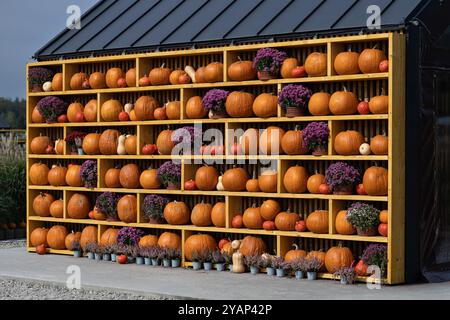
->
253, 48, 287, 74
139, 246, 159, 259
28, 67, 53, 86
36, 96, 67, 123
142, 194, 169, 221
346, 202, 380, 229
157, 161, 181, 186
333, 266, 356, 284
270, 256, 286, 269
325, 162, 360, 190
191, 249, 211, 263
362, 244, 388, 276
305, 256, 324, 272
202, 89, 229, 113
95, 192, 120, 220
288, 257, 307, 272
244, 255, 262, 268
117, 227, 144, 247
84, 242, 99, 254
278, 84, 313, 111
80, 160, 97, 189
165, 248, 181, 260
302, 122, 329, 150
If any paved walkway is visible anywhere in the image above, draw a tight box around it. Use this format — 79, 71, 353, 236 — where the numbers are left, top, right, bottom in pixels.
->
0, 247, 449, 300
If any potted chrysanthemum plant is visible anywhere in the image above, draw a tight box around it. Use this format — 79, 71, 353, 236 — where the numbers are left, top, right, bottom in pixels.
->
157, 161, 181, 190
302, 122, 329, 155
325, 162, 360, 195
95, 192, 120, 221
65, 131, 86, 155
117, 227, 144, 263
212, 250, 226, 272
36, 96, 67, 123
253, 48, 287, 80
305, 256, 324, 280
362, 244, 388, 277
202, 89, 229, 119
172, 126, 203, 154
142, 194, 169, 224
28, 67, 53, 92
278, 84, 313, 117
80, 160, 97, 189
244, 255, 262, 275
346, 202, 380, 236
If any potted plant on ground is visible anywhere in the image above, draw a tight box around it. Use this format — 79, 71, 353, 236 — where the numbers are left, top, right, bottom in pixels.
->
334, 266, 356, 285
202, 89, 229, 119
142, 195, 169, 224
203, 250, 214, 271
84, 242, 97, 260
36, 96, 67, 123
117, 227, 143, 263
261, 254, 275, 276
290, 257, 307, 279
191, 251, 204, 271
160, 248, 171, 267
167, 248, 181, 268
28, 67, 53, 92
302, 122, 330, 155
101, 245, 112, 261
271, 256, 287, 277
253, 48, 287, 80
222, 251, 232, 272
122, 245, 139, 264
80, 160, 97, 189
305, 256, 323, 280
65, 131, 86, 155
95, 192, 120, 221
244, 255, 262, 275
109, 244, 119, 262
362, 244, 388, 277
212, 250, 226, 271
346, 202, 380, 236
135, 247, 145, 265
325, 162, 360, 195
150, 246, 161, 266
157, 161, 181, 190
139, 246, 152, 265
71, 240, 82, 258
278, 84, 313, 117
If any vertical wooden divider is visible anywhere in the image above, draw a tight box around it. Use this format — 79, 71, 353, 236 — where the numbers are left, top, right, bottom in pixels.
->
136, 191, 142, 224
277, 84, 283, 117
63, 190, 68, 219
329, 120, 344, 155
328, 42, 345, 76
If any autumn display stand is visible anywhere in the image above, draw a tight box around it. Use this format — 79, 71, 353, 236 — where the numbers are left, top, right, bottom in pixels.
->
26, 33, 405, 284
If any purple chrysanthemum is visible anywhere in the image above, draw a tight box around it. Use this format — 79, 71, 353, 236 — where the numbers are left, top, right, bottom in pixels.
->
117, 227, 144, 247
302, 122, 329, 150
278, 84, 312, 111
36, 96, 67, 123
157, 161, 181, 186
253, 48, 287, 74
95, 192, 120, 220
142, 195, 169, 220
202, 89, 229, 113
80, 160, 97, 189
28, 67, 54, 86
325, 162, 360, 190
361, 244, 388, 275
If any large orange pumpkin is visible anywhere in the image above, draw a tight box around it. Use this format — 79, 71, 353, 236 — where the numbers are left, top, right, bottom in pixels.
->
325, 245, 354, 273
67, 193, 91, 219
370, 135, 389, 155
307, 173, 325, 194
101, 99, 122, 121
48, 165, 67, 186
211, 202, 226, 227
139, 234, 158, 248
156, 130, 175, 155
134, 96, 158, 120
126, 68, 137, 87
243, 205, 263, 229
65, 164, 83, 187
30, 163, 50, 185
117, 195, 137, 223
65, 231, 82, 250
195, 166, 219, 191
239, 236, 267, 257
259, 126, 285, 155
275, 210, 300, 231
260, 200, 280, 221
204, 62, 223, 83
100, 228, 119, 246
283, 166, 308, 193
226, 91, 255, 118
164, 201, 190, 225
252, 93, 278, 118
304, 52, 327, 77
99, 129, 120, 155
32, 193, 55, 217
49, 199, 64, 218
306, 210, 329, 234
166, 101, 181, 120
80, 226, 98, 250
82, 133, 101, 155
149, 65, 172, 85
281, 127, 308, 155
124, 135, 137, 155
140, 168, 161, 189
185, 96, 207, 119
369, 95, 389, 114
335, 210, 356, 235
329, 90, 358, 115
184, 234, 217, 261
222, 167, 249, 191
52, 73, 63, 91
47, 225, 68, 250
84, 99, 98, 122
30, 227, 48, 247
358, 48, 387, 74
363, 166, 388, 196
89, 72, 106, 89
309, 92, 331, 116
284, 244, 307, 262
228, 59, 256, 81
105, 168, 121, 188
191, 202, 213, 227
70, 72, 88, 90
30, 135, 51, 154
240, 128, 259, 155
334, 130, 365, 155
119, 164, 140, 189
258, 171, 277, 193
106, 67, 125, 88
334, 51, 360, 75
67, 102, 84, 122
158, 232, 181, 250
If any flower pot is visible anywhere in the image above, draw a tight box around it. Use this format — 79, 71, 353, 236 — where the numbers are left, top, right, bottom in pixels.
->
340, 278, 349, 285
333, 184, 353, 195
295, 271, 304, 279
148, 217, 163, 224
31, 84, 43, 92
192, 261, 202, 270
171, 259, 181, 268
73, 250, 82, 258
87, 252, 95, 260
357, 227, 378, 236
163, 258, 171, 267
266, 267, 276, 276
215, 263, 225, 272
111, 253, 117, 262
285, 107, 303, 118
77, 148, 85, 155
167, 182, 180, 190
276, 268, 285, 277
102, 253, 111, 261
203, 262, 213, 271
250, 266, 259, 275
151, 258, 160, 266
307, 271, 317, 280
127, 256, 135, 264
94, 253, 102, 261
257, 71, 276, 81
312, 145, 328, 156
136, 257, 145, 265
228, 264, 233, 272
144, 257, 151, 265
210, 110, 227, 119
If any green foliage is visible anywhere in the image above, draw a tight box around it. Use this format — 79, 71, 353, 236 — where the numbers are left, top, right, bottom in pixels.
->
0, 97, 26, 129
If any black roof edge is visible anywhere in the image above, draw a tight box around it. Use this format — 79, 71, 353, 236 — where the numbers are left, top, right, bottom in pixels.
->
34, 24, 406, 62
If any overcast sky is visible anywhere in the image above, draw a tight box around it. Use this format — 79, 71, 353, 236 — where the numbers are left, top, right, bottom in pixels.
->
0, 0, 97, 99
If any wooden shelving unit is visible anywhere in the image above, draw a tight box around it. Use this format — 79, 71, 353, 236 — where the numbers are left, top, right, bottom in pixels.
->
26, 32, 405, 284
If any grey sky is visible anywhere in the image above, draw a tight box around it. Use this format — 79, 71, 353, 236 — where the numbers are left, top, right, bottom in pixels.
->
0, 0, 97, 99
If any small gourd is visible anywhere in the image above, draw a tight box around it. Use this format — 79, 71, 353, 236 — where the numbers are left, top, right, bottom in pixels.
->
359, 143, 371, 155
124, 103, 134, 115
117, 135, 126, 155
184, 66, 197, 83
43, 82, 53, 92
216, 176, 225, 191
231, 240, 245, 273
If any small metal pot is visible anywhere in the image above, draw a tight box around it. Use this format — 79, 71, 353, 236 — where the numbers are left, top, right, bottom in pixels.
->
87, 252, 95, 260
276, 268, 285, 277
203, 262, 213, 271
94, 253, 102, 261
102, 253, 111, 261
136, 257, 145, 265
307, 271, 317, 280
151, 258, 160, 266
250, 266, 259, 275
111, 253, 117, 262
73, 250, 82, 258
171, 259, 181, 268
295, 271, 304, 280
266, 267, 276, 276
192, 261, 202, 270
215, 263, 225, 272
163, 258, 171, 267
144, 257, 151, 266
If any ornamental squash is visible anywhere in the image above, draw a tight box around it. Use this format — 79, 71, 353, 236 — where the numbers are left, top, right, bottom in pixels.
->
158, 232, 181, 250
252, 93, 278, 118
184, 234, 217, 261
363, 166, 388, 196
67, 193, 91, 219
243, 205, 263, 229
325, 244, 354, 273
106, 68, 125, 88
117, 195, 137, 223
275, 210, 300, 231
30, 163, 50, 185
101, 99, 122, 121
67, 102, 84, 123
89, 72, 106, 89
65, 164, 83, 187
369, 95, 389, 114
105, 168, 121, 188
32, 193, 55, 217
306, 210, 329, 234
156, 130, 175, 155
139, 234, 158, 248
335, 210, 356, 235
84, 99, 98, 122
100, 228, 119, 246
30, 227, 48, 247
308, 92, 331, 116
329, 90, 358, 115
334, 51, 360, 75
149, 64, 172, 85
240, 128, 259, 155
82, 133, 101, 155
166, 101, 181, 120
139, 168, 161, 189
195, 165, 219, 191
211, 202, 226, 227
334, 130, 365, 155
259, 126, 285, 155
258, 170, 277, 193
47, 225, 68, 250
222, 167, 249, 191
307, 173, 325, 194
30, 135, 51, 154
228, 59, 256, 81
52, 73, 63, 91
284, 244, 307, 262
80, 226, 98, 250
65, 231, 82, 250
191, 202, 213, 227
49, 199, 64, 218
204, 62, 223, 83
239, 236, 267, 257
358, 48, 387, 74
55, 139, 64, 155
48, 165, 67, 186
304, 52, 327, 77
185, 96, 207, 119
99, 129, 120, 155
281, 126, 308, 155
119, 164, 140, 189
226, 91, 255, 118
134, 96, 158, 120
370, 135, 389, 155
283, 166, 308, 194
164, 201, 190, 225
260, 199, 281, 221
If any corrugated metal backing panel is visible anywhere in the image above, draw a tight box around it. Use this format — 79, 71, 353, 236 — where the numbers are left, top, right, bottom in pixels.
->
35, 0, 426, 59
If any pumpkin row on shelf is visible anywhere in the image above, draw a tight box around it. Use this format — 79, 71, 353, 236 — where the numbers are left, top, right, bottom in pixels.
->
334, 47, 388, 75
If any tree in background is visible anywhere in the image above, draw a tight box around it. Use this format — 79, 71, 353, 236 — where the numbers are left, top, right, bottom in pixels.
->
0, 97, 26, 129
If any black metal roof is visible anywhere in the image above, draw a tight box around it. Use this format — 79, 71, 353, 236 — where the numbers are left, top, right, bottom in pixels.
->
35, 0, 428, 60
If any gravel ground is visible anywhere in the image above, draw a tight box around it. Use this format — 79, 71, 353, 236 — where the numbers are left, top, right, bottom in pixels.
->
0, 277, 170, 300
0, 240, 26, 249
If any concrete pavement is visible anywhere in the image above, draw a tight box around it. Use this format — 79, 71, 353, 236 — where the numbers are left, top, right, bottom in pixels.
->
0, 247, 449, 300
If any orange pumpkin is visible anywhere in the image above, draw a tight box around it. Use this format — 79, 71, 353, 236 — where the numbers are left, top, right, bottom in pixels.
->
149, 64, 172, 85
139, 234, 158, 248
134, 96, 158, 120
284, 244, 307, 262
82, 133, 101, 155
30, 135, 51, 154
65, 231, 82, 250
306, 210, 329, 234
67, 102, 84, 123
164, 201, 190, 225
308, 92, 331, 116
329, 90, 358, 115
105, 68, 125, 88
105, 168, 121, 188
101, 99, 122, 121
191, 202, 213, 227
29, 163, 49, 185
140, 168, 161, 189
30, 228, 48, 247
204, 62, 223, 83
281, 58, 299, 78
195, 165, 219, 191
222, 167, 249, 191
275, 210, 300, 231
119, 164, 140, 189
307, 173, 325, 194
184, 234, 217, 261
243, 205, 264, 229
246, 177, 260, 192
70, 72, 88, 90
80, 226, 98, 250
334, 51, 360, 75
117, 195, 137, 223
283, 166, 308, 193
185, 96, 207, 119
252, 93, 278, 118
281, 127, 308, 155
259, 126, 285, 155
370, 135, 389, 155
55, 139, 64, 155
241, 128, 259, 155
305, 52, 327, 77
49, 199, 64, 218
239, 236, 267, 257
47, 225, 68, 250
48, 165, 67, 186
66, 165, 83, 187
124, 135, 137, 155
169, 70, 185, 85
158, 232, 181, 250
363, 166, 388, 196
211, 202, 226, 227
369, 95, 389, 114
156, 130, 175, 155
334, 130, 365, 155
89, 72, 106, 89
258, 171, 278, 193
379, 210, 388, 224
67, 193, 91, 219
31, 107, 44, 123
260, 200, 281, 221
154, 107, 167, 120
325, 245, 354, 273
228, 59, 256, 81
32, 193, 55, 217
359, 48, 387, 74
100, 228, 119, 246
226, 91, 255, 118
125, 68, 137, 87
84, 99, 98, 122
99, 129, 120, 155
195, 67, 207, 83
335, 210, 356, 235
166, 101, 181, 120
52, 73, 63, 91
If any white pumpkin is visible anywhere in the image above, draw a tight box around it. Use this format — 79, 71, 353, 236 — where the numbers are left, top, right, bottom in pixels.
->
216, 176, 225, 191
124, 103, 134, 114
117, 135, 127, 155
43, 81, 53, 92
359, 143, 371, 155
